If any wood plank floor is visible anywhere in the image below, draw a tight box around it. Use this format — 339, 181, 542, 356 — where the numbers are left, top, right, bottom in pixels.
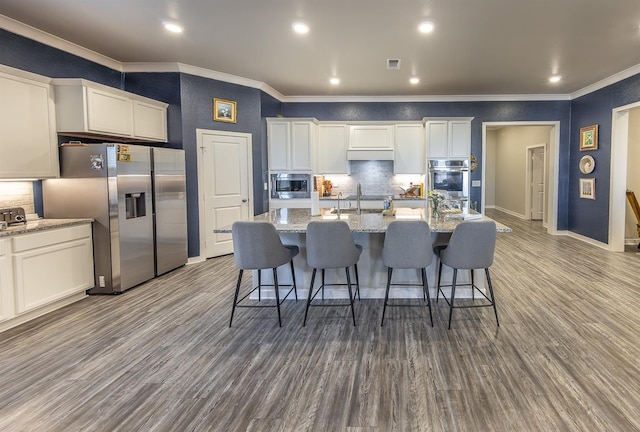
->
1, 209, 639, 431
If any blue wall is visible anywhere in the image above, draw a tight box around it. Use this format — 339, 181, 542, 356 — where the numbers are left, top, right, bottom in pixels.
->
570, 74, 640, 242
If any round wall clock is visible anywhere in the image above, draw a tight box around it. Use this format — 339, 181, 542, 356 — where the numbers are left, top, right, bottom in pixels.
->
579, 155, 595, 174
470, 154, 478, 172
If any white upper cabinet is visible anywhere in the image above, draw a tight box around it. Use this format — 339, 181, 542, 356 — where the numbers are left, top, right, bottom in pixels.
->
424, 117, 473, 159
317, 124, 349, 174
0, 65, 59, 179
53, 79, 168, 142
267, 118, 317, 172
394, 124, 425, 174
347, 124, 394, 160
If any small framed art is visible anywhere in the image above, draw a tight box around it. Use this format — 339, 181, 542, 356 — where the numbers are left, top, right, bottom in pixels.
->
579, 178, 595, 199
213, 98, 237, 123
579, 125, 598, 151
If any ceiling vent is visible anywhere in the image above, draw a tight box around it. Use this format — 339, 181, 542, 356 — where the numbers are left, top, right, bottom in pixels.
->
386, 59, 401, 70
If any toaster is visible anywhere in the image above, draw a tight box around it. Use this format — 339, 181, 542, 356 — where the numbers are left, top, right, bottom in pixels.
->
0, 207, 27, 225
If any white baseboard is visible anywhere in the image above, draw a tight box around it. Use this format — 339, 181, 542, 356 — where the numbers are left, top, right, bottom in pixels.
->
187, 256, 206, 265
563, 231, 610, 250
493, 206, 527, 219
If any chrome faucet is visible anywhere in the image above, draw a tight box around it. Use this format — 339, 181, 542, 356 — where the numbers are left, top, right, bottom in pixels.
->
336, 192, 343, 216
356, 183, 362, 215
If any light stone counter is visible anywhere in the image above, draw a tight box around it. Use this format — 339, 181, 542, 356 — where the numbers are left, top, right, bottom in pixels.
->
215, 208, 511, 234
0, 218, 94, 238
216, 208, 511, 300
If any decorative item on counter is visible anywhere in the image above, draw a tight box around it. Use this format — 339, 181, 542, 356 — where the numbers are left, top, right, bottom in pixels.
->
322, 180, 333, 196
311, 191, 320, 216
399, 182, 421, 198
427, 190, 444, 219
382, 196, 396, 216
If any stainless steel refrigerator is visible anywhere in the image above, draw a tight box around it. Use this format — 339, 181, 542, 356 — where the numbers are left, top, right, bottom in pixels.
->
43, 143, 187, 294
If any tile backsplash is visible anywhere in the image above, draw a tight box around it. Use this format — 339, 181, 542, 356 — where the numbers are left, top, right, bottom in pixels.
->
0, 182, 35, 214
324, 161, 424, 197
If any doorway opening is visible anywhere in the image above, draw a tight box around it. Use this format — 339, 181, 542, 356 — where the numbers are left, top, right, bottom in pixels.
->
610, 103, 640, 252
482, 122, 560, 235
526, 144, 546, 222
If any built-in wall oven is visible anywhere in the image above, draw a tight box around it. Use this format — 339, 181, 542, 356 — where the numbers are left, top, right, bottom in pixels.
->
270, 173, 311, 199
427, 159, 469, 199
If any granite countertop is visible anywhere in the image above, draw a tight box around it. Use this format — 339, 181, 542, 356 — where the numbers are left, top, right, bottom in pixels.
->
320, 194, 425, 201
215, 208, 511, 234
0, 218, 94, 238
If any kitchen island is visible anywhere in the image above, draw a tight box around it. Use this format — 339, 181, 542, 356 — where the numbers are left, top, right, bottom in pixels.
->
216, 208, 511, 299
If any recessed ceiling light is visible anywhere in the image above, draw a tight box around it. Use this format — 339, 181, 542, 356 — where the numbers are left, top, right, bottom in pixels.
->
549, 75, 562, 83
418, 21, 435, 33
330, 77, 340, 85
410, 77, 420, 84
292, 22, 310, 34
163, 22, 184, 33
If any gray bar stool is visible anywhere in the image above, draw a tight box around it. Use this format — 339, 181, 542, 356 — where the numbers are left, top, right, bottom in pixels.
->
229, 221, 299, 327
304, 220, 362, 326
435, 220, 500, 329
381, 220, 434, 326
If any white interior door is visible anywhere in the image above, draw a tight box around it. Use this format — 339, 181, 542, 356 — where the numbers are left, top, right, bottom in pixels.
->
199, 130, 252, 258
530, 147, 545, 220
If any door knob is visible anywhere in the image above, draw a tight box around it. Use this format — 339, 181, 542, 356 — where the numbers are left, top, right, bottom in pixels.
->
242, 199, 248, 202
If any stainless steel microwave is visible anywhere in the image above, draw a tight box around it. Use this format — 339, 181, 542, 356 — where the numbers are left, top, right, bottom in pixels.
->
270, 173, 311, 199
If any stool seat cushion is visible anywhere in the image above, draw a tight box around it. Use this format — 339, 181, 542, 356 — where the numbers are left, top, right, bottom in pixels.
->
232, 221, 296, 270
440, 220, 496, 269
382, 220, 433, 269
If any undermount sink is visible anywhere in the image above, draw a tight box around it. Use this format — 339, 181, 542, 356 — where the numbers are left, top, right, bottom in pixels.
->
329, 208, 382, 214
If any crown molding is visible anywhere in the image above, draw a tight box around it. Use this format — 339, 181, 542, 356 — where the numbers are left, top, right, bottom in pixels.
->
571, 63, 640, 99
0, 14, 122, 71
121, 62, 285, 101
278, 93, 571, 103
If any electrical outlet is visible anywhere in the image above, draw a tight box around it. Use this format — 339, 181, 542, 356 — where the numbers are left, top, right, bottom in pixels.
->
99, 275, 105, 287
472, 180, 481, 187
264, 182, 268, 191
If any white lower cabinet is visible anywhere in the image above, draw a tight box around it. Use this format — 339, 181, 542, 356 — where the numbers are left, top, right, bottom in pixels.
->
0, 240, 14, 322
0, 224, 94, 331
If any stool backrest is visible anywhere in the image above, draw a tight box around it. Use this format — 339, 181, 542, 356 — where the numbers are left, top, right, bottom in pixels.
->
382, 220, 433, 269
232, 221, 291, 269
441, 220, 496, 269
306, 220, 360, 269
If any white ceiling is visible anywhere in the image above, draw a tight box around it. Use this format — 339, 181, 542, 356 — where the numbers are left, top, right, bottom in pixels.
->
1, 0, 640, 98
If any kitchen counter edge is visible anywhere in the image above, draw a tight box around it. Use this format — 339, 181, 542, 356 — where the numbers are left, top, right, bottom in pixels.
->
0, 219, 94, 238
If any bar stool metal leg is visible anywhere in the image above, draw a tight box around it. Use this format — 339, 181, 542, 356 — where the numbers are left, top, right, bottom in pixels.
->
345, 267, 357, 326
273, 268, 282, 327
448, 269, 458, 329
421, 268, 433, 327
229, 269, 244, 327
354, 264, 361, 301
381, 267, 393, 326
290, 260, 298, 301
485, 268, 500, 326
303, 269, 317, 326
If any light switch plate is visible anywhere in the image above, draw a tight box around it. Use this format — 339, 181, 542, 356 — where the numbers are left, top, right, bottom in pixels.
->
472, 180, 481, 187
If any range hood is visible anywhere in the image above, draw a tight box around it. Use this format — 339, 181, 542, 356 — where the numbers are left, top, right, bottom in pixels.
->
346, 149, 394, 161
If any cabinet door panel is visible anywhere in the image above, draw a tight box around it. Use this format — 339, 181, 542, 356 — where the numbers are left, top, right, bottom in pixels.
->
349, 125, 394, 149
317, 125, 348, 174
0, 74, 58, 178
133, 100, 167, 142
291, 122, 313, 170
0, 240, 14, 322
449, 121, 471, 158
426, 121, 448, 159
268, 121, 290, 171
395, 124, 424, 174
14, 236, 94, 314
86, 88, 133, 136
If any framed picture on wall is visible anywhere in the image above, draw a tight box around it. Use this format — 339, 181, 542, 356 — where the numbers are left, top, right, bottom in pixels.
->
579, 124, 598, 151
579, 178, 595, 199
213, 98, 237, 123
